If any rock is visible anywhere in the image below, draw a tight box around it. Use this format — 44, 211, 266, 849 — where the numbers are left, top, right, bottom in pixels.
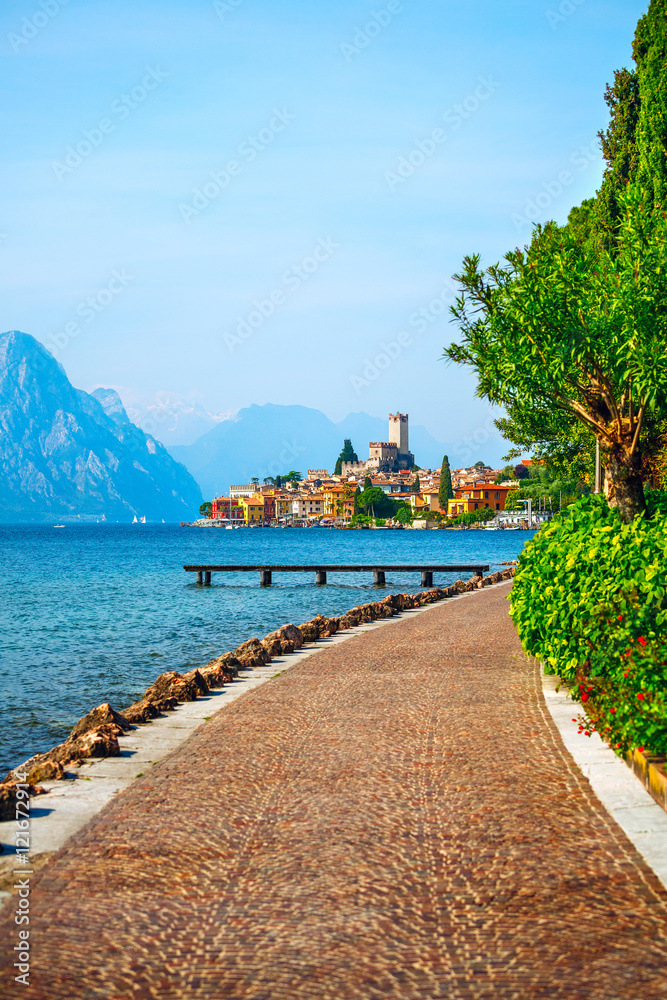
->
297, 615, 330, 642
233, 638, 271, 668
262, 623, 305, 655
26, 760, 64, 784
66, 727, 120, 760
205, 652, 241, 677
121, 699, 164, 724
319, 616, 341, 637
144, 671, 200, 705
68, 702, 131, 741
182, 669, 210, 696
0, 782, 47, 822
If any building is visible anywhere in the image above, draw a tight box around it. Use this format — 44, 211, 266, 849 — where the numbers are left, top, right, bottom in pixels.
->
447, 484, 514, 517
211, 496, 244, 522
239, 495, 265, 524
341, 412, 415, 475
230, 484, 260, 498
290, 493, 325, 519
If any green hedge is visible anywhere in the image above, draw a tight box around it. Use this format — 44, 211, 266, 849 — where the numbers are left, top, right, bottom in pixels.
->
510, 494, 667, 755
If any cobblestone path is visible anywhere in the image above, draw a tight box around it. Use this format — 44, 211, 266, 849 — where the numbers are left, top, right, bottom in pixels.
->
2, 582, 667, 999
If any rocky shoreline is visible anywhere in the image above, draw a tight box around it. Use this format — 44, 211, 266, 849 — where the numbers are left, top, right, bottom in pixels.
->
0, 569, 515, 820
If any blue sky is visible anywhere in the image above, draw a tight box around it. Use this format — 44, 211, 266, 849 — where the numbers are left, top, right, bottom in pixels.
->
0, 0, 648, 461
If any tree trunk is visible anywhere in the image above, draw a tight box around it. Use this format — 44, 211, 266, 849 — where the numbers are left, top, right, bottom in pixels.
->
603, 444, 646, 522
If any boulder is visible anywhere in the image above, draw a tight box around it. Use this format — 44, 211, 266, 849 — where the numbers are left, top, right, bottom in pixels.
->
319, 616, 341, 637
144, 671, 200, 705
182, 669, 210, 696
66, 726, 120, 760
0, 782, 46, 822
205, 653, 241, 677
233, 638, 271, 668
26, 760, 64, 784
262, 623, 305, 656
68, 702, 131, 741
297, 615, 330, 642
121, 699, 164, 724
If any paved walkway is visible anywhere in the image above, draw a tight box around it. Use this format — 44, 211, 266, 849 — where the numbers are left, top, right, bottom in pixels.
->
2, 583, 667, 999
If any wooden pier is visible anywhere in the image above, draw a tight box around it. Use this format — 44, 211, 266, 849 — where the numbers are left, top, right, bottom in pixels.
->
183, 564, 490, 587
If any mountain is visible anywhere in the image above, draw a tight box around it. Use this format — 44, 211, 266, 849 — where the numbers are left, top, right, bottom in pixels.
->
170, 403, 459, 499
0, 331, 202, 522
124, 398, 230, 446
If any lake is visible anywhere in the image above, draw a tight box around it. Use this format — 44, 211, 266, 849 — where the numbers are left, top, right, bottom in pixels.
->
0, 524, 534, 773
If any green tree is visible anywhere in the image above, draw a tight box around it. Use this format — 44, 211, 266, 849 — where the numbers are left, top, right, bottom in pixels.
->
394, 504, 414, 525
353, 485, 361, 515
334, 438, 358, 475
438, 455, 454, 511
363, 475, 373, 492
445, 191, 667, 521
250, 477, 259, 486
199, 501, 212, 517
285, 470, 302, 483
411, 475, 421, 494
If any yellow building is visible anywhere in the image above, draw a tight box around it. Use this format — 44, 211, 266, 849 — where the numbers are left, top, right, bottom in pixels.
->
240, 495, 265, 524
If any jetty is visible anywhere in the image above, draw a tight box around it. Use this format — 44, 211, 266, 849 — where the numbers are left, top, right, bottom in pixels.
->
183, 563, 490, 587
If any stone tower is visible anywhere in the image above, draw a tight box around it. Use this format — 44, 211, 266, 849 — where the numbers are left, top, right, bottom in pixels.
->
388, 413, 409, 455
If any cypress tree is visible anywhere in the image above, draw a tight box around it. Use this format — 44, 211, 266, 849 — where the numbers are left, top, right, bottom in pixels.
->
363, 475, 373, 492
334, 438, 358, 475
411, 475, 421, 494
438, 455, 454, 510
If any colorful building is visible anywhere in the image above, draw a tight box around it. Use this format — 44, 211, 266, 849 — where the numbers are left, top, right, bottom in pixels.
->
447, 485, 514, 517
240, 495, 265, 524
211, 496, 244, 522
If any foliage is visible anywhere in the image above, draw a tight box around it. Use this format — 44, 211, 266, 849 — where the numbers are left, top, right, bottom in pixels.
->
445, 189, 667, 521
284, 470, 302, 482
447, 507, 495, 526
357, 486, 397, 519
363, 476, 373, 492
438, 455, 454, 508
411, 475, 421, 493
394, 504, 414, 525
510, 494, 667, 754
514, 464, 529, 480
334, 438, 358, 476
350, 513, 372, 527
199, 501, 212, 517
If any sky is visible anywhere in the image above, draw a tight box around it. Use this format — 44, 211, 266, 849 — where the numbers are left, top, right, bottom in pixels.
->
0, 0, 649, 461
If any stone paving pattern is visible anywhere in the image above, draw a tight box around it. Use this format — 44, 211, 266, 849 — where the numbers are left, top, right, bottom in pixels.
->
2, 582, 667, 999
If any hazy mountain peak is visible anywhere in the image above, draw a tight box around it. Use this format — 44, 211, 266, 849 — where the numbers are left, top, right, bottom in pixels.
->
90, 387, 130, 426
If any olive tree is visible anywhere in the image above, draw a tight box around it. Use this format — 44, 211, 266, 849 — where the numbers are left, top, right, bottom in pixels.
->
445, 192, 667, 521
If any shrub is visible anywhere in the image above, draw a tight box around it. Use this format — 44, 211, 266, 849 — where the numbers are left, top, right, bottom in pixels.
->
510, 494, 667, 755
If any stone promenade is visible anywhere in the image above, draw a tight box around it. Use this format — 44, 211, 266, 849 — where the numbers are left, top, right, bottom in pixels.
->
2, 582, 667, 999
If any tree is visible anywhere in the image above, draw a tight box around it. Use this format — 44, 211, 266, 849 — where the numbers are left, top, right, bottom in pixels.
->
263, 477, 275, 485
363, 475, 373, 492
411, 475, 421, 493
445, 191, 667, 521
250, 477, 259, 486
285, 470, 302, 482
438, 455, 454, 511
334, 439, 358, 475
199, 501, 212, 517
394, 504, 413, 525
353, 485, 361, 515
474, 461, 487, 469
514, 464, 529, 480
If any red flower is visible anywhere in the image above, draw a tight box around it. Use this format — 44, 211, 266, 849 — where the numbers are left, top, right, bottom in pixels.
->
638, 746, 645, 753
572, 718, 577, 723
617, 615, 623, 621
584, 731, 590, 736
637, 693, 645, 701
638, 636, 647, 646
581, 693, 589, 702
610, 708, 616, 714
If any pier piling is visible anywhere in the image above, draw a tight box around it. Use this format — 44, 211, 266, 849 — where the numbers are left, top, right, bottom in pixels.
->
316, 570, 327, 585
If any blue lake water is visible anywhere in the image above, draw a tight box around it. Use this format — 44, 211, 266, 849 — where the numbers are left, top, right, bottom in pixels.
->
0, 524, 534, 773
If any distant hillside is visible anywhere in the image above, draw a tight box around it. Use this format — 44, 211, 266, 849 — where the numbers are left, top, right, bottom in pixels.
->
170, 403, 458, 499
0, 331, 202, 522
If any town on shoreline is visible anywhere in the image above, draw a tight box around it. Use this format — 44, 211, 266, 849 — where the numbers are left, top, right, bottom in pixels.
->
185, 413, 550, 530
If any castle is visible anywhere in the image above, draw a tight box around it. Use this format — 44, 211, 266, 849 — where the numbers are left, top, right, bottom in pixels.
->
342, 413, 415, 476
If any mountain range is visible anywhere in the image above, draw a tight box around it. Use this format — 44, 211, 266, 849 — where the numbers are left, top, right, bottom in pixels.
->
0, 331, 202, 522
169, 404, 459, 500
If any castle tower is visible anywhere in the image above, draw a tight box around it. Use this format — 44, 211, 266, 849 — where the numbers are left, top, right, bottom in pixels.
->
388, 413, 409, 456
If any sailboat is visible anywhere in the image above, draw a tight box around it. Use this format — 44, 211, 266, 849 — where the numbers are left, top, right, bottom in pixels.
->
132, 515, 138, 523
140, 516, 146, 524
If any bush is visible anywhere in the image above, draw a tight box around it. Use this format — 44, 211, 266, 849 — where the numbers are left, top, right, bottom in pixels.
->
510, 494, 667, 755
